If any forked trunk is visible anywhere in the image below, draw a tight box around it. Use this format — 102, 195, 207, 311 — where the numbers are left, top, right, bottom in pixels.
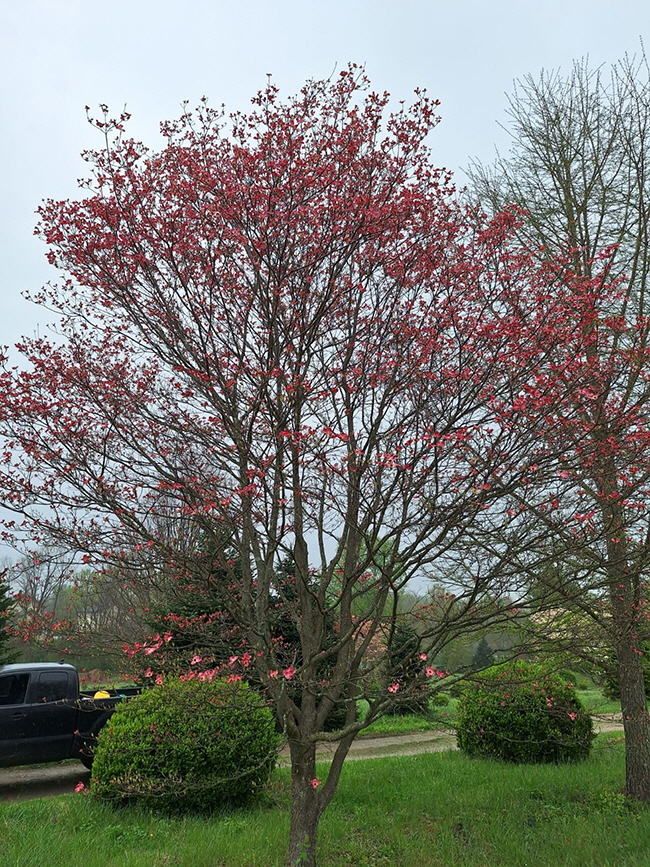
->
617, 637, 650, 801
285, 739, 324, 867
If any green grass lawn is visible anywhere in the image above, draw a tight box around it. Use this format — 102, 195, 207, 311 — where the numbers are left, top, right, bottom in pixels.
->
574, 688, 621, 716
1, 733, 647, 867
357, 698, 458, 736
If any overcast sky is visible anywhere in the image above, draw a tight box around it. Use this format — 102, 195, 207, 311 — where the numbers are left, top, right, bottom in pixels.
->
1, 0, 649, 350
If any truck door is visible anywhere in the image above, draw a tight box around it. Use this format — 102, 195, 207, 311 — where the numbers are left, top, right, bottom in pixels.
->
0, 672, 31, 766
20, 670, 78, 764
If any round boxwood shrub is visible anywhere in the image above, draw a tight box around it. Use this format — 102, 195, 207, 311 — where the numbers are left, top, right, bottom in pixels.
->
91, 677, 280, 813
457, 662, 594, 763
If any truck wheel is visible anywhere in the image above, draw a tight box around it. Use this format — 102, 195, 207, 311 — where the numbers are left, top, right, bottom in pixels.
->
78, 736, 97, 769
78, 712, 111, 769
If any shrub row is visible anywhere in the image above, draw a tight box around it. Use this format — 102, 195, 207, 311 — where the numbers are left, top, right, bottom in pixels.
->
91, 661, 594, 816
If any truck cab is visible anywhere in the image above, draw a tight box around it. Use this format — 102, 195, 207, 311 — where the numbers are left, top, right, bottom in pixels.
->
0, 662, 81, 766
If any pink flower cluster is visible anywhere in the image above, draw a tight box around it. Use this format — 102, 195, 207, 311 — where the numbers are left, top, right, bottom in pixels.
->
179, 667, 219, 683
123, 631, 173, 659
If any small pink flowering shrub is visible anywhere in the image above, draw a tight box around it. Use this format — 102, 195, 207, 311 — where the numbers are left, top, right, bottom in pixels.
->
457, 662, 593, 764
91, 677, 279, 813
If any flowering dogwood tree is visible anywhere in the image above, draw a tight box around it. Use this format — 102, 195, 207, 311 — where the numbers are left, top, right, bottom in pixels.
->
0, 70, 588, 864
470, 51, 650, 801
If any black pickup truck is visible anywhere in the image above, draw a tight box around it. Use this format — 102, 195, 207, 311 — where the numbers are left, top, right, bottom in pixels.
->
0, 662, 139, 768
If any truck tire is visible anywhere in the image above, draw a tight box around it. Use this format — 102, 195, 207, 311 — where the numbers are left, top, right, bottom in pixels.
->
79, 750, 94, 770
78, 711, 112, 768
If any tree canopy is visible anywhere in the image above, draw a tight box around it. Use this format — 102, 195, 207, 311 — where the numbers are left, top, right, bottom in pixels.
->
0, 67, 612, 864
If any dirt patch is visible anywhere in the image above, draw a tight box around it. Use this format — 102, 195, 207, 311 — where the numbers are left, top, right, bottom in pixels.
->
0, 763, 90, 803
278, 729, 457, 765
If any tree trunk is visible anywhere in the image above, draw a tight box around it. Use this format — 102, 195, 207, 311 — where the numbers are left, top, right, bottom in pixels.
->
285, 739, 324, 867
602, 485, 650, 801
617, 636, 650, 800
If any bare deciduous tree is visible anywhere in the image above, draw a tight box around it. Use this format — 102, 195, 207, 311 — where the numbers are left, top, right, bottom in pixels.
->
469, 48, 650, 800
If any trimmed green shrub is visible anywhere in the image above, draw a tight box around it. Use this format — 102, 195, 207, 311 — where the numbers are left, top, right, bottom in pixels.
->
91, 677, 280, 813
457, 662, 594, 763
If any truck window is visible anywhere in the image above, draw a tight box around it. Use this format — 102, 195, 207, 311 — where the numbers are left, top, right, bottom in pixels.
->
0, 673, 29, 705
32, 671, 70, 703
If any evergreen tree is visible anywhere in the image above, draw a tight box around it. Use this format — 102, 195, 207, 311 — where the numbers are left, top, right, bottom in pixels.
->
471, 637, 494, 671
0, 580, 18, 665
385, 620, 431, 716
